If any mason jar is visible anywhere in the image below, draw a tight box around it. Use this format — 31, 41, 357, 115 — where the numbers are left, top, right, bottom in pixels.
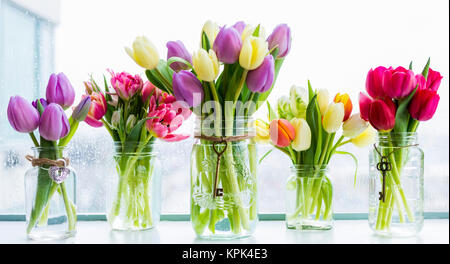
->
190, 117, 257, 239
369, 132, 424, 236
106, 140, 161, 231
25, 146, 77, 240
285, 165, 333, 230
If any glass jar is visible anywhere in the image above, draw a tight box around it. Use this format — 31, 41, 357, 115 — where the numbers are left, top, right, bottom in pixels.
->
285, 165, 333, 230
107, 140, 161, 231
190, 117, 257, 239
25, 146, 77, 240
369, 132, 424, 236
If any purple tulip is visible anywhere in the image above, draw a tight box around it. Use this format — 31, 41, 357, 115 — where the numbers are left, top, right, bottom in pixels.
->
267, 24, 291, 58
172, 70, 204, 107
39, 103, 70, 141
246, 55, 275, 93
166, 40, 192, 72
32, 98, 48, 110
72, 96, 92, 122
232, 21, 246, 35
213, 26, 242, 64
7, 96, 40, 133
46, 73, 75, 109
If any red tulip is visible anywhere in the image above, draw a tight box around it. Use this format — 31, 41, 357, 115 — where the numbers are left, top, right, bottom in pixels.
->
84, 92, 107, 128
269, 119, 296, 147
359, 92, 372, 122
366, 66, 390, 98
382, 66, 416, 99
425, 68, 443, 92
368, 98, 396, 131
408, 89, 440, 121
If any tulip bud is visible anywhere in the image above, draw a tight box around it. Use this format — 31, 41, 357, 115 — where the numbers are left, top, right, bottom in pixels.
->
408, 89, 440, 121
322, 102, 345, 133
213, 26, 242, 64
39, 103, 70, 141
202, 20, 219, 46
366, 66, 390, 98
425, 68, 443, 92
267, 24, 291, 58
246, 55, 275, 93
166, 40, 192, 72
32, 98, 48, 110
239, 36, 268, 70
46, 72, 75, 109
126, 114, 136, 133
72, 96, 91, 122
290, 118, 311, 151
351, 126, 376, 148
142, 81, 156, 104
232, 21, 246, 35
125, 36, 159, 70
173, 70, 204, 107
342, 114, 368, 138
85, 92, 107, 128
359, 92, 372, 121
111, 111, 120, 129
254, 119, 270, 144
269, 119, 295, 147
333, 93, 352, 121
382, 66, 417, 99
192, 49, 219, 82
368, 98, 396, 131
84, 81, 94, 95
289, 85, 308, 119
317, 89, 329, 115
276, 96, 293, 120
7, 96, 40, 133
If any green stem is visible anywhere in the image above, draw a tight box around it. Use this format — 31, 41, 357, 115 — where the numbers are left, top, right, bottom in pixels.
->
29, 132, 39, 147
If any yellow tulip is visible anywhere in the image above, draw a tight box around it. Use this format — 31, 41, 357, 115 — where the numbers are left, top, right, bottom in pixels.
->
239, 36, 268, 70
241, 24, 266, 41
322, 102, 344, 133
202, 20, 219, 46
317, 89, 329, 115
125, 36, 159, 69
351, 126, 376, 147
192, 49, 219, 82
254, 119, 270, 144
342, 114, 368, 138
291, 118, 311, 151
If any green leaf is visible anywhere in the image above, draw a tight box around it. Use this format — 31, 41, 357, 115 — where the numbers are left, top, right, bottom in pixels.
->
145, 70, 170, 94
409, 61, 413, 70
267, 101, 278, 121
335, 151, 359, 187
201, 31, 211, 51
393, 86, 418, 132
421, 57, 431, 80
258, 149, 273, 164
124, 117, 155, 151
304, 94, 319, 164
252, 24, 261, 37
307, 80, 314, 102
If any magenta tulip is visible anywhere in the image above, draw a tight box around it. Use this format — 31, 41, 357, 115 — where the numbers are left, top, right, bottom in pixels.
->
146, 103, 189, 142
7, 96, 40, 133
172, 70, 204, 107
166, 40, 192, 72
142, 81, 159, 104
39, 103, 70, 141
366, 66, 390, 98
409, 89, 440, 121
382, 66, 417, 99
232, 21, 246, 34
84, 92, 107, 128
109, 70, 143, 101
213, 26, 242, 64
246, 55, 275, 93
267, 24, 291, 58
359, 92, 373, 121
425, 68, 443, 92
46, 73, 75, 109
368, 98, 397, 131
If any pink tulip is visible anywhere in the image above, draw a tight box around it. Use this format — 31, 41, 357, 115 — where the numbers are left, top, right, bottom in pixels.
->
109, 70, 143, 101
366, 66, 391, 98
368, 98, 396, 131
84, 92, 107, 128
382, 66, 417, 99
425, 68, 443, 92
146, 103, 189, 142
142, 81, 158, 104
408, 89, 440, 121
39, 103, 70, 141
359, 92, 373, 122
269, 119, 296, 147
7, 96, 40, 133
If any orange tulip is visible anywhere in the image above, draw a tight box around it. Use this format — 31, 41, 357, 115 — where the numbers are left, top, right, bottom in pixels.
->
269, 119, 296, 147
334, 93, 353, 121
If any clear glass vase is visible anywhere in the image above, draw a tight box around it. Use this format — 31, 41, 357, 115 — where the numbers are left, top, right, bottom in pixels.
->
190, 117, 258, 239
286, 165, 333, 230
369, 132, 424, 237
25, 146, 77, 240
107, 140, 161, 231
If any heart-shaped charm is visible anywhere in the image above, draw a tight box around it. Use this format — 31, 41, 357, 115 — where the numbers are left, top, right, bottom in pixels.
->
48, 166, 70, 184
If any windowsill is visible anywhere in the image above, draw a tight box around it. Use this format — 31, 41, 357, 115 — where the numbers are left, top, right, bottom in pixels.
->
0, 219, 448, 244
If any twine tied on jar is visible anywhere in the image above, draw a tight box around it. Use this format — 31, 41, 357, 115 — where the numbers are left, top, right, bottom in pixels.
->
25, 155, 70, 184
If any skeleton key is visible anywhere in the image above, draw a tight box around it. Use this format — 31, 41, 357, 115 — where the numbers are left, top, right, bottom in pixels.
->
376, 156, 391, 203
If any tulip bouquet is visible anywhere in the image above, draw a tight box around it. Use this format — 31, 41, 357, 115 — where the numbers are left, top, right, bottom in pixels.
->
7, 73, 91, 235
125, 20, 291, 237
256, 83, 375, 228
83, 70, 189, 230
360, 59, 442, 232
